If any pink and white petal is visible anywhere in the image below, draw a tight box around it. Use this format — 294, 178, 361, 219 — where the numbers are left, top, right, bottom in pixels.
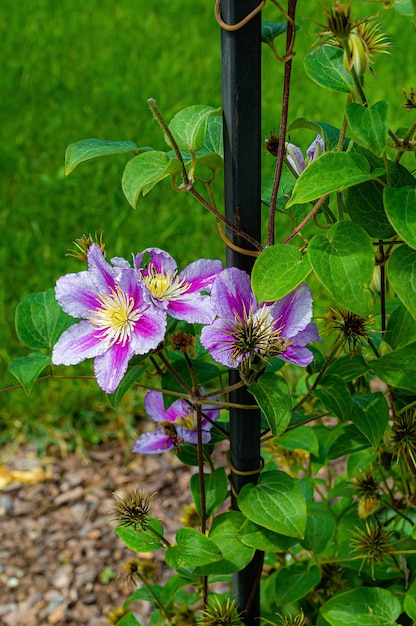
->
306, 135, 324, 163
55, 272, 99, 319
292, 322, 321, 347
118, 268, 147, 309
129, 307, 167, 355
177, 427, 212, 445
87, 244, 117, 292
132, 430, 173, 453
144, 391, 187, 424
180, 259, 223, 293
286, 142, 306, 175
200, 323, 240, 368
137, 248, 177, 275
281, 344, 315, 367
52, 321, 106, 365
93, 341, 133, 394
270, 284, 312, 338
211, 268, 255, 319
167, 294, 216, 324
144, 390, 167, 422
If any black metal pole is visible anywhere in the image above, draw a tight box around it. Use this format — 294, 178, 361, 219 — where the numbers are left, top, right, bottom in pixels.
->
220, 1, 262, 622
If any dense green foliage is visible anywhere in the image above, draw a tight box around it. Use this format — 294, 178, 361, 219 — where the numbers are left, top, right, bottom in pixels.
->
0, 1, 414, 443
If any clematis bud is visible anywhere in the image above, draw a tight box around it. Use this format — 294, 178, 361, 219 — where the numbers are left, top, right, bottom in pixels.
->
344, 30, 370, 76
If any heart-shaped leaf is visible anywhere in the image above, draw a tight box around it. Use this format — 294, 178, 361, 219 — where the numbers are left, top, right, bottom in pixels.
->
167, 105, 221, 152
122, 151, 182, 208
308, 221, 374, 316
193, 512, 255, 575
248, 373, 292, 437
321, 587, 401, 626
65, 138, 140, 175
286, 152, 384, 207
251, 244, 311, 302
8, 353, 51, 396
346, 101, 388, 156
238, 470, 306, 539
304, 45, 356, 93
384, 186, 416, 250
165, 528, 222, 569
388, 244, 416, 319
15, 289, 73, 350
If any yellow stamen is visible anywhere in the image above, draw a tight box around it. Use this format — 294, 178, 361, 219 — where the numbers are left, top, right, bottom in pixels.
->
89, 286, 142, 347
143, 265, 190, 301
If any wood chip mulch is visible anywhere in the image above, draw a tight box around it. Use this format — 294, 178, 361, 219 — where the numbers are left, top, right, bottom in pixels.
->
0, 441, 197, 625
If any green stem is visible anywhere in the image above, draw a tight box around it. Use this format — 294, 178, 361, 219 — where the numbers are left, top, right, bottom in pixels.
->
136, 570, 171, 620
157, 352, 194, 396
267, 5, 296, 247
147, 526, 171, 548
147, 98, 190, 187
281, 194, 328, 244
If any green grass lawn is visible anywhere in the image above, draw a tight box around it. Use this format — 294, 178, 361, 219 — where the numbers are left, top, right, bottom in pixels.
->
1, 0, 413, 449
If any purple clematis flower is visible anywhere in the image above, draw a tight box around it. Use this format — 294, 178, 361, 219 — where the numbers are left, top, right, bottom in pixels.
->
200, 268, 321, 379
286, 135, 325, 176
132, 390, 219, 454
52, 244, 167, 394
134, 248, 223, 324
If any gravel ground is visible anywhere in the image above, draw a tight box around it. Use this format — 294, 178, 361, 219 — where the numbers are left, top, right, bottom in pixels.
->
0, 442, 197, 625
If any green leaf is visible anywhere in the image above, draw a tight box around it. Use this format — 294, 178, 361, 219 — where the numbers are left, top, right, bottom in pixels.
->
115, 518, 165, 552
251, 244, 311, 301
122, 151, 182, 208
304, 45, 357, 93
190, 468, 228, 518
388, 245, 416, 320
274, 564, 322, 606
261, 20, 288, 44
350, 392, 389, 447
65, 138, 139, 175
308, 221, 374, 317
320, 587, 401, 626
404, 578, 416, 620
278, 425, 319, 456
315, 375, 352, 421
199, 115, 223, 159
165, 528, 222, 569
324, 355, 368, 382
387, 301, 416, 349
117, 612, 142, 626
238, 470, 307, 539
344, 151, 414, 239
328, 424, 371, 459
346, 101, 388, 157
248, 373, 292, 437
15, 289, 73, 350
394, 0, 415, 16
238, 519, 298, 552
167, 105, 221, 152
384, 186, 416, 250
301, 502, 336, 554
8, 353, 51, 395
370, 342, 416, 392
286, 152, 384, 207
193, 512, 255, 575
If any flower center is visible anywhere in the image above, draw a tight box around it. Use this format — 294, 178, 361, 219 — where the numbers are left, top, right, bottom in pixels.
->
89, 286, 143, 348
224, 304, 290, 365
143, 265, 190, 301
173, 410, 197, 431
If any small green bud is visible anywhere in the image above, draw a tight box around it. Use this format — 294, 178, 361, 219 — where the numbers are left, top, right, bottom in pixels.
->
344, 31, 370, 76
